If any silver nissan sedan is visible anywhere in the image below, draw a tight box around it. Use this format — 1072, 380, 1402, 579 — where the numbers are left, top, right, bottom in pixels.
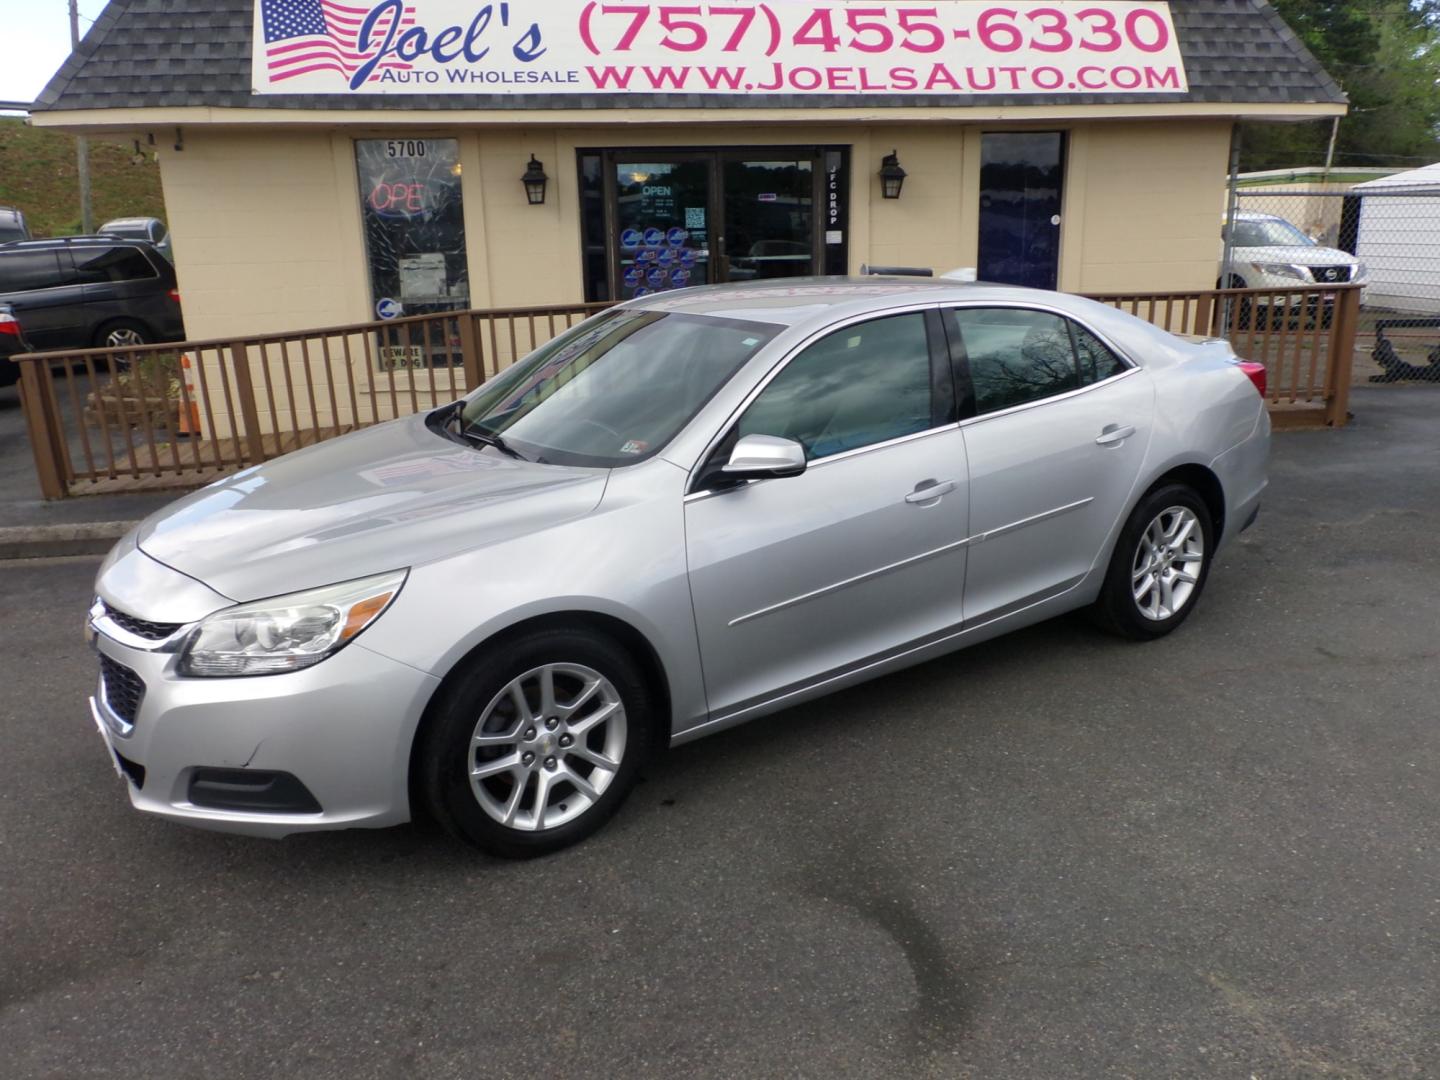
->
88, 279, 1269, 857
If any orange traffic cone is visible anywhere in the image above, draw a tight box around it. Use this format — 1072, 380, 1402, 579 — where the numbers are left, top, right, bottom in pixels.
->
176, 353, 203, 436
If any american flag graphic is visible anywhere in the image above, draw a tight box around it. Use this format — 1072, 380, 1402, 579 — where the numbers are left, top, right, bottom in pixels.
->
261, 0, 417, 84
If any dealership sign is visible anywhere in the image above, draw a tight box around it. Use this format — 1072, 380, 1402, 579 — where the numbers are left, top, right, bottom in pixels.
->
252, 0, 1187, 96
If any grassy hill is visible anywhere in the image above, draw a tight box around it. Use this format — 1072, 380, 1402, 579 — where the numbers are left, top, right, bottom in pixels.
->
0, 117, 166, 237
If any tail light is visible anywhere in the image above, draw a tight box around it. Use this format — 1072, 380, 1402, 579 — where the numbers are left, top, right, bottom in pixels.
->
1236, 361, 1267, 398
0, 313, 22, 338
168, 288, 180, 304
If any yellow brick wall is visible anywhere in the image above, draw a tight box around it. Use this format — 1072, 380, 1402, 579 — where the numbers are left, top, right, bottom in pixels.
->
157, 118, 1234, 337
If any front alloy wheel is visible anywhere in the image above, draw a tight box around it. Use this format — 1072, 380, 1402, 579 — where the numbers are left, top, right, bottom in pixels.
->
468, 663, 627, 831
417, 628, 654, 857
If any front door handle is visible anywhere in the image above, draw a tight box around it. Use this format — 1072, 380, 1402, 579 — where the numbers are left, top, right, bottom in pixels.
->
1095, 424, 1136, 447
905, 479, 957, 504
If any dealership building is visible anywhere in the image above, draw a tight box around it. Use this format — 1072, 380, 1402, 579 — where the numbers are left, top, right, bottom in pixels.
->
31, 0, 1344, 344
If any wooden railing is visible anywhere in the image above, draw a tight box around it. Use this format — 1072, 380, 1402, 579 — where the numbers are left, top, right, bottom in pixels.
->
1087, 283, 1362, 427
7, 302, 609, 499
6, 286, 1360, 500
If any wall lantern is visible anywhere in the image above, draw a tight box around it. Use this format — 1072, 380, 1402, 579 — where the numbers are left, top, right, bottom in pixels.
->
878, 151, 907, 200
521, 155, 549, 205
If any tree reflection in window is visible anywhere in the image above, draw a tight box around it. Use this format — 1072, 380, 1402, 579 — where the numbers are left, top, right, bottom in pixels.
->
954, 308, 1080, 415
738, 312, 933, 460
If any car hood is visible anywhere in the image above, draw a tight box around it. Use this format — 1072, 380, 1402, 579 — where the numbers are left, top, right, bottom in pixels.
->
1235, 245, 1358, 266
136, 414, 609, 601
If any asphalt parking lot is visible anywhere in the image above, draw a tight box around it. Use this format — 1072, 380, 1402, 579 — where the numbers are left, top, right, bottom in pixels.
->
3, 386, 1438, 1079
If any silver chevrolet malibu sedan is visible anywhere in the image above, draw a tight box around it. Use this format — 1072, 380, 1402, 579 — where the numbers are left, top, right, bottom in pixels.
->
88, 279, 1269, 857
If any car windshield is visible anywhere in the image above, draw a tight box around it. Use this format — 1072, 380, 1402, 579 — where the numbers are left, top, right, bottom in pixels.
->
1231, 218, 1316, 248
457, 308, 781, 467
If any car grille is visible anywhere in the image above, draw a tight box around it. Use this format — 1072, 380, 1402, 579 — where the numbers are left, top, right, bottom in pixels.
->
99, 654, 145, 726
1308, 265, 1351, 284
101, 601, 182, 641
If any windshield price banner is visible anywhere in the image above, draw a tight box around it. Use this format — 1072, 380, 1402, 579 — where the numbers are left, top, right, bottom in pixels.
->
252, 0, 1186, 96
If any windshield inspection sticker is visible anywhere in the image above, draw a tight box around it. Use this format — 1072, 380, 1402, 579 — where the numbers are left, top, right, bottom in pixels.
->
620, 440, 649, 455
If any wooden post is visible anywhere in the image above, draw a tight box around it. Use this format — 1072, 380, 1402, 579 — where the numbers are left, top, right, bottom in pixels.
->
458, 312, 482, 391
1194, 292, 1214, 337
1324, 286, 1361, 427
16, 359, 70, 500
229, 342, 269, 464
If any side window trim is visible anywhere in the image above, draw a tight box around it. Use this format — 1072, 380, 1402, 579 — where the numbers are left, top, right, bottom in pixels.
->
939, 307, 977, 422
922, 307, 959, 430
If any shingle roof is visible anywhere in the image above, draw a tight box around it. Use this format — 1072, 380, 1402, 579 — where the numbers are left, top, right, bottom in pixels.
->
32, 0, 1346, 113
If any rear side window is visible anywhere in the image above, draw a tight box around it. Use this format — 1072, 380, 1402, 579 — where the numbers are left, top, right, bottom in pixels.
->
72, 246, 158, 284
952, 308, 1078, 415
1071, 322, 1129, 385
0, 251, 65, 291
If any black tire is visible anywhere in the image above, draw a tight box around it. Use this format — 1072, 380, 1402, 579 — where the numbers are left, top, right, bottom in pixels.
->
93, 319, 152, 349
1092, 483, 1215, 641
415, 627, 656, 858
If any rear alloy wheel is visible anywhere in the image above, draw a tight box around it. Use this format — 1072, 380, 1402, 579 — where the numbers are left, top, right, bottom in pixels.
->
95, 319, 151, 349
417, 629, 655, 857
1093, 484, 1214, 640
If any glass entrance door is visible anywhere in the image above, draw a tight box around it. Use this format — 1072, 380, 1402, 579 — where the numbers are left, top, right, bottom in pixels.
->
613, 158, 713, 301
977, 133, 1065, 291
594, 148, 837, 301
721, 156, 815, 282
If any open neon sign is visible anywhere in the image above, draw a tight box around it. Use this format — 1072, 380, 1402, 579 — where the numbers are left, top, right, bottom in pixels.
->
369, 181, 430, 215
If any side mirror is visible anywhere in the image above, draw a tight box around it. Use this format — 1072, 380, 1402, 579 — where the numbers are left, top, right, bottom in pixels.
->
721, 434, 807, 480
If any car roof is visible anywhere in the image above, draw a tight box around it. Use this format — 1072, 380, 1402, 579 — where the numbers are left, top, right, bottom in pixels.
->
0, 235, 152, 251
1233, 211, 1285, 222
624, 276, 1074, 329
99, 217, 161, 229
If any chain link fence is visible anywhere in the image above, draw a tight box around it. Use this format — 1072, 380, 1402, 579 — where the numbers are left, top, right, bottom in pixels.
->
1224, 178, 1440, 385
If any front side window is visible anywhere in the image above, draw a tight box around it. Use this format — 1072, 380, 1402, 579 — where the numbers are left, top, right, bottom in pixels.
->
459, 309, 779, 467
737, 311, 937, 460
953, 308, 1078, 415
0, 251, 64, 292
1230, 218, 1315, 249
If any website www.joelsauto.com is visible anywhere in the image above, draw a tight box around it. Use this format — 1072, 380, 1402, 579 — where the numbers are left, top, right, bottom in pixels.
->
579, 61, 1184, 93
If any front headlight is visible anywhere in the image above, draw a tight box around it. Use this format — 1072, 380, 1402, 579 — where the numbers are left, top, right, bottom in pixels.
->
179, 569, 407, 677
1252, 263, 1307, 280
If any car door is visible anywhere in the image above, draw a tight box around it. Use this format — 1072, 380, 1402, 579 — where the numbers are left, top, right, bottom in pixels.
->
75, 244, 162, 333
950, 305, 1154, 623
685, 307, 969, 719
0, 250, 86, 350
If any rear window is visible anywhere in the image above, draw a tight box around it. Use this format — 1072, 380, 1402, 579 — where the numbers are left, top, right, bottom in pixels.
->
71, 246, 159, 283
0, 251, 65, 292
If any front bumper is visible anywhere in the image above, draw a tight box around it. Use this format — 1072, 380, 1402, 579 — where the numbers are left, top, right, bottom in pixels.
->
90, 628, 440, 838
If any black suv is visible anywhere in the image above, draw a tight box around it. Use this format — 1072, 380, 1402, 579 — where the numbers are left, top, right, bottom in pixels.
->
0, 237, 185, 351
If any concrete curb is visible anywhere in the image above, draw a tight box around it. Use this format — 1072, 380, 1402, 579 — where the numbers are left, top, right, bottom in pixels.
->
0, 521, 136, 560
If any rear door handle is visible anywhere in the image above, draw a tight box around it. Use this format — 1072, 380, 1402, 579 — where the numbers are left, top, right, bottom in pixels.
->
905, 479, 957, 504
1095, 424, 1136, 446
